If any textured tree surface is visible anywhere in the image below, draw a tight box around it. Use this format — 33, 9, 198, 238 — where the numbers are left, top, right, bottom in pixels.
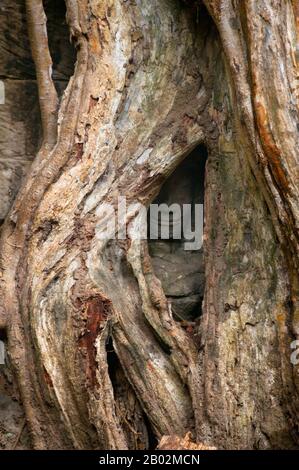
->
0, 0, 298, 450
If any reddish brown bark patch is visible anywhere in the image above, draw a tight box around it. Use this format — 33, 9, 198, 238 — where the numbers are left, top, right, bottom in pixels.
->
43, 366, 53, 388
254, 101, 290, 192
75, 142, 84, 160
77, 294, 111, 387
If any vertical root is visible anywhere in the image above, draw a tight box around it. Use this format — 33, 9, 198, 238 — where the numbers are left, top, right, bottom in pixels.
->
25, 0, 59, 148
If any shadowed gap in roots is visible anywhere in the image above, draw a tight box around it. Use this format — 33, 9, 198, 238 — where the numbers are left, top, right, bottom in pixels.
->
43, 0, 76, 98
106, 337, 157, 450
148, 145, 208, 323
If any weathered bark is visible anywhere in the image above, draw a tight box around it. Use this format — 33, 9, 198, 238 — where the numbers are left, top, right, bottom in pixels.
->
0, 0, 298, 450
199, 0, 299, 448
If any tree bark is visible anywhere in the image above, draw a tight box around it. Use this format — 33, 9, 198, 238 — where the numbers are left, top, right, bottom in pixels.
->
0, 0, 298, 450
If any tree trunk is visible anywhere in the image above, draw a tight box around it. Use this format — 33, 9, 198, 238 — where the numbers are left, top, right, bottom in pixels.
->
0, 0, 298, 450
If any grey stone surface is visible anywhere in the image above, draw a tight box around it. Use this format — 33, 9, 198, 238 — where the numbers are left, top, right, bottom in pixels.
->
148, 148, 206, 320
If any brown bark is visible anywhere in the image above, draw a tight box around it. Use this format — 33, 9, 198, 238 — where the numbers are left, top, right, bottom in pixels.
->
0, 0, 298, 450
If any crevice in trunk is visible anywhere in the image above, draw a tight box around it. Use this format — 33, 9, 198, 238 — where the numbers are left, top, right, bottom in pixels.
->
143, 413, 158, 451
145, 322, 172, 356
0, 329, 7, 342
106, 336, 150, 450
148, 145, 207, 323
43, 0, 76, 98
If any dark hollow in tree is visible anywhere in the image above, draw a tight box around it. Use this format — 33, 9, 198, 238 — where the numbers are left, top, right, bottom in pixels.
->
148, 145, 207, 322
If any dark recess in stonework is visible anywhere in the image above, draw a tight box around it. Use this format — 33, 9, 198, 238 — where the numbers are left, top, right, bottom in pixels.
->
148, 145, 207, 322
